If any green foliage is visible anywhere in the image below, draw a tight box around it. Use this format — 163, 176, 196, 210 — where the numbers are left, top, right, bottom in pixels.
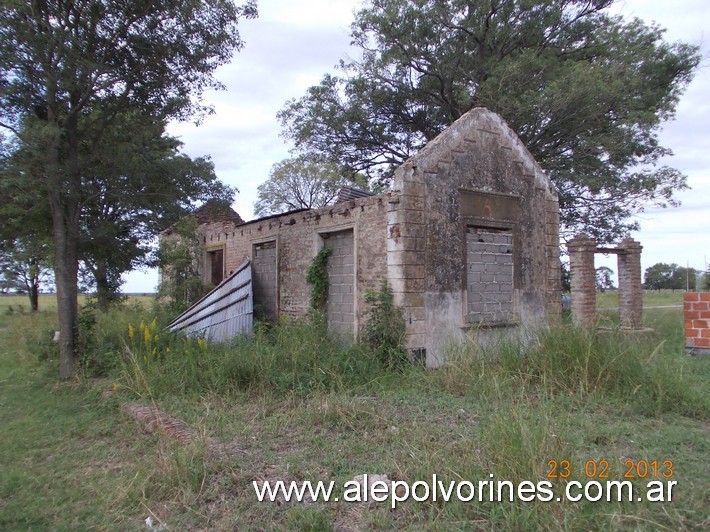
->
157, 215, 213, 315
77, 112, 235, 310
279, 0, 700, 242
25, 323, 60, 362
306, 248, 332, 311
363, 280, 408, 368
0, 237, 53, 311
120, 314, 386, 399
0, 0, 257, 378
560, 261, 571, 293
644, 262, 697, 290
595, 266, 616, 292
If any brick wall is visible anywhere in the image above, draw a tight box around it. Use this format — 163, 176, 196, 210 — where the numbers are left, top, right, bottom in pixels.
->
195, 195, 388, 335
252, 240, 277, 321
568, 234, 597, 326
617, 238, 643, 328
324, 229, 355, 337
390, 108, 560, 365
466, 228, 514, 323
685, 293, 710, 353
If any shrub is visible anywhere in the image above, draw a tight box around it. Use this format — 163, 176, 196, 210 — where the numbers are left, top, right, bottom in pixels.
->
363, 280, 408, 369
306, 248, 332, 311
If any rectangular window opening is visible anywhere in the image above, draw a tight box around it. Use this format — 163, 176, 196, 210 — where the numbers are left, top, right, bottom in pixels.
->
207, 248, 224, 286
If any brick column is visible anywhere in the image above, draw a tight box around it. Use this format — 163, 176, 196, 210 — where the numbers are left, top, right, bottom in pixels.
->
567, 234, 597, 327
617, 238, 643, 329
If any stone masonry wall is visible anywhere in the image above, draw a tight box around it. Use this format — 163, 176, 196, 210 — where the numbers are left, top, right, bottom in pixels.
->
196, 195, 388, 335
185, 108, 560, 366
390, 108, 560, 366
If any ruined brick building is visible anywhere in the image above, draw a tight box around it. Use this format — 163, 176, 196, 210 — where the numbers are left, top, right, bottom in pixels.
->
167, 108, 561, 367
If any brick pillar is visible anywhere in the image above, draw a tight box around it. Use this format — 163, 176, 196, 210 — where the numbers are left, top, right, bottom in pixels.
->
568, 234, 597, 327
684, 293, 710, 354
617, 238, 643, 328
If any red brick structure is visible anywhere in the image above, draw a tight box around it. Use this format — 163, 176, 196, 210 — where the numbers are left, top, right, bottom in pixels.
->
567, 234, 597, 327
567, 234, 644, 328
684, 293, 710, 354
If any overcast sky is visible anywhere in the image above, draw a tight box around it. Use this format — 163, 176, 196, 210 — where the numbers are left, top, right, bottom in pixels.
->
124, 0, 709, 292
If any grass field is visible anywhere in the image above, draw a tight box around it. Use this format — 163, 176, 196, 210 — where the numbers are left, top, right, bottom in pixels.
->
596, 289, 685, 309
0, 296, 707, 530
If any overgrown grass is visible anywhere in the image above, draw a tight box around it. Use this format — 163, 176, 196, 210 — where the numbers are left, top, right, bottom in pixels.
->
118, 315, 388, 400
432, 323, 707, 419
2, 299, 708, 530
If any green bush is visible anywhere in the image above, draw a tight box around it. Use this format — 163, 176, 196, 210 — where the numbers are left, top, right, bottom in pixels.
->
306, 248, 332, 311
25, 321, 59, 362
78, 300, 148, 377
363, 280, 408, 369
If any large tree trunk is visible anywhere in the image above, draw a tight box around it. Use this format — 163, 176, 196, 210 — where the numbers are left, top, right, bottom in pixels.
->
29, 283, 39, 312
49, 109, 82, 380
52, 198, 80, 380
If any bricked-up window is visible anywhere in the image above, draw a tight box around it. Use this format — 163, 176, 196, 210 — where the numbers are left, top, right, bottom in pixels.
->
323, 229, 355, 337
252, 241, 277, 321
466, 227, 514, 324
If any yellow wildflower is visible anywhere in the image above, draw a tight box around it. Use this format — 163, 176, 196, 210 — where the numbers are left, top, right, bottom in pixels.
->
139, 320, 146, 332
150, 318, 157, 331
112, 383, 119, 391
197, 337, 207, 350
152, 347, 157, 358
144, 326, 151, 345
127, 323, 134, 339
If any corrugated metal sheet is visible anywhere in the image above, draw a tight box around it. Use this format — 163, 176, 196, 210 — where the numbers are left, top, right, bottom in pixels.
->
167, 256, 253, 342
335, 186, 373, 204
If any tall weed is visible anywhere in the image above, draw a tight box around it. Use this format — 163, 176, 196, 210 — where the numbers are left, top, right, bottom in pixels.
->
436, 325, 708, 418
118, 315, 389, 400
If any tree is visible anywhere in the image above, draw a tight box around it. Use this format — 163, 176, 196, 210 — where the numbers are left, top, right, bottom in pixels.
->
78, 113, 234, 310
560, 261, 571, 293
278, 0, 700, 242
253, 153, 369, 217
0, 0, 257, 379
157, 215, 213, 315
0, 237, 54, 311
644, 263, 675, 290
669, 266, 696, 291
595, 266, 615, 292
644, 262, 696, 291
